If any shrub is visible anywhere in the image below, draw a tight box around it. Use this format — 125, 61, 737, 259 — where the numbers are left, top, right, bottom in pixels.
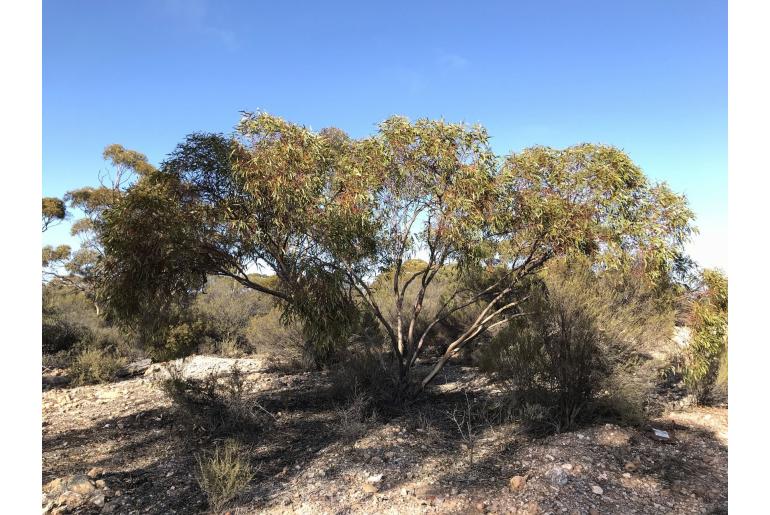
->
217, 338, 244, 358
154, 320, 206, 361
43, 283, 144, 365
333, 384, 377, 439
328, 346, 401, 407
196, 438, 255, 512
245, 307, 310, 366
193, 275, 274, 345
478, 257, 674, 431
161, 364, 270, 436
70, 347, 126, 385
42, 284, 96, 354
42, 318, 88, 355
684, 269, 728, 402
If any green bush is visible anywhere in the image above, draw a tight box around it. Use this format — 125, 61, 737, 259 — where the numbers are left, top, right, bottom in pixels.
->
42, 319, 88, 355
43, 283, 144, 378
42, 284, 96, 354
684, 269, 728, 402
157, 321, 206, 361
196, 439, 254, 512
245, 306, 310, 367
70, 348, 126, 385
478, 257, 673, 431
193, 275, 274, 346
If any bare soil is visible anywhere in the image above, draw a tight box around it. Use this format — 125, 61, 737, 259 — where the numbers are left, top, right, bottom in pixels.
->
42, 356, 727, 514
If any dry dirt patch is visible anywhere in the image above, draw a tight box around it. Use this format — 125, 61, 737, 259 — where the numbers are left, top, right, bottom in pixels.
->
42, 356, 727, 514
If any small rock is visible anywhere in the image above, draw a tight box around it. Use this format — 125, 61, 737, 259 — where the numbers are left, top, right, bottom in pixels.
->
509, 475, 527, 491
95, 479, 106, 489
101, 500, 120, 513
623, 461, 639, 472
90, 494, 106, 507
622, 472, 631, 478
87, 467, 105, 479
561, 463, 573, 471
589, 509, 600, 515
362, 483, 379, 494
366, 473, 383, 483
67, 475, 95, 496
43, 477, 66, 496
591, 485, 604, 495
56, 491, 84, 508
545, 466, 569, 486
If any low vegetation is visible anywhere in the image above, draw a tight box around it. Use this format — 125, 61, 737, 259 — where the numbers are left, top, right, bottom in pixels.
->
683, 269, 729, 402
195, 439, 255, 512
68, 347, 126, 385
478, 257, 675, 431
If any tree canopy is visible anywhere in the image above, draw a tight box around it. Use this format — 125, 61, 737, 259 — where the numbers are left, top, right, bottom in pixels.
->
95, 113, 696, 394
42, 197, 66, 232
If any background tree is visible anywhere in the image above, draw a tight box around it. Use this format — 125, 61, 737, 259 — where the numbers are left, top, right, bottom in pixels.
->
42, 197, 67, 232
58, 145, 157, 315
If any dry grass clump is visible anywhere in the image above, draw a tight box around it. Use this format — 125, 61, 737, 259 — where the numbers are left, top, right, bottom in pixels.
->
69, 347, 126, 385
333, 384, 378, 439
160, 364, 272, 436
196, 438, 255, 512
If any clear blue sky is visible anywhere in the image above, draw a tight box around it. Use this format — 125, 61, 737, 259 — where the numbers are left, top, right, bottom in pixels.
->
43, 0, 727, 269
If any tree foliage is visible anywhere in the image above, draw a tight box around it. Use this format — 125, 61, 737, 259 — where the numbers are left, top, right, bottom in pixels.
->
42, 197, 66, 232
96, 113, 696, 397
684, 269, 728, 401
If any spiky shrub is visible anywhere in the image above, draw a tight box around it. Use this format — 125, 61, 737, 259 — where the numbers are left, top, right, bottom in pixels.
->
196, 439, 254, 512
684, 269, 728, 402
69, 347, 126, 385
478, 257, 674, 431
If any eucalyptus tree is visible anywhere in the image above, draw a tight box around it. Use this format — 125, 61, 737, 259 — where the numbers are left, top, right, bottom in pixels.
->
98, 112, 695, 396
44, 145, 156, 315
42, 197, 66, 232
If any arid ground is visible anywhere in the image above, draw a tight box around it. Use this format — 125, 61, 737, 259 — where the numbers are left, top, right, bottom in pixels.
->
42, 356, 727, 515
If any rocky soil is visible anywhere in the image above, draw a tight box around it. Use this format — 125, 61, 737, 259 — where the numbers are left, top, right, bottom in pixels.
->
42, 356, 727, 514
